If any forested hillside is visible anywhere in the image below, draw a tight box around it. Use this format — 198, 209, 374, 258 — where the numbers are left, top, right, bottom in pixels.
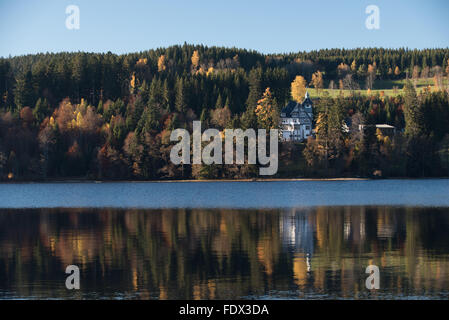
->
1, 44, 449, 180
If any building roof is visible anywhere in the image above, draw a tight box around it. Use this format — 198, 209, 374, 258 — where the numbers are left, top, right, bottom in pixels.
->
375, 124, 395, 129
281, 100, 297, 117
359, 124, 396, 129
303, 91, 313, 106
281, 92, 314, 118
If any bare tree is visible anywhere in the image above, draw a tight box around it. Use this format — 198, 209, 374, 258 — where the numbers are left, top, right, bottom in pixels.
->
365, 64, 376, 90
412, 66, 420, 88
432, 66, 443, 89
343, 74, 360, 92
421, 66, 430, 78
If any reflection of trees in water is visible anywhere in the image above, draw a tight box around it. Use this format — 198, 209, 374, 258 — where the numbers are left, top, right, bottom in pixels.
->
0, 207, 448, 299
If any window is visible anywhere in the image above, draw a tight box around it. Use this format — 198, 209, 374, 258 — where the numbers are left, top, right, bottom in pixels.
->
306, 126, 310, 130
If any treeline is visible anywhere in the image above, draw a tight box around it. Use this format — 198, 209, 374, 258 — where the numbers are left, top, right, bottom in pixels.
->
301, 85, 449, 178
0, 45, 449, 180
2, 45, 449, 111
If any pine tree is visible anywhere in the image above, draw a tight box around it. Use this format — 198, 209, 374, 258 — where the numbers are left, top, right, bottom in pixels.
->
14, 70, 35, 108
162, 79, 171, 111
403, 80, 424, 136
175, 78, 186, 113
200, 108, 208, 122
255, 87, 278, 130
246, 68, 262, 109
33, 98, 50, 123
215, 94, 223, 109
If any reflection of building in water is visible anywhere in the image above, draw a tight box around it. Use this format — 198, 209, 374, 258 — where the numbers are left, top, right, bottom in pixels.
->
280, 209, 315, 286
280, 209, 314, 255
343, 207, 367, 244
376, 208, 396, 239
344, 207, 398, 242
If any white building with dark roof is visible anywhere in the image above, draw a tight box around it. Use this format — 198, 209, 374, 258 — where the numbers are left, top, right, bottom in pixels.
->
280, 91, 313, 142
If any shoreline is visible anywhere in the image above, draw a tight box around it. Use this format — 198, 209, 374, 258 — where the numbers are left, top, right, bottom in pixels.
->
1, 177, 449, 184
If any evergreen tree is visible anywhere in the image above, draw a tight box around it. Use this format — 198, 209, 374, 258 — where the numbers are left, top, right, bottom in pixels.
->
14, 71, 35, 108
175, 78, 186, 113
33, 98, 50, 123
246, 68, 262, 109
403, 80, 424, 136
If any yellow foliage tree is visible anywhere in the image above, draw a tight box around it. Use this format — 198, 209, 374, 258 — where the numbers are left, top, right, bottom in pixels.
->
337, 63, 350, 78
136, 58, 147, 67
315, 112, 327, 139
206, 67, 214, 76
291, 76, 307, 103
434, 75, 440, 89
130, 73, 136, 90
191, 50, 200, 69
351, 60, 357, 72
157, 55, 166, 72
49, 116, 55, 127
394, 66, 400, 76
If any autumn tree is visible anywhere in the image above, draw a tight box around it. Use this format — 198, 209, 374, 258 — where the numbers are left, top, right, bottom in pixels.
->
191, 50, 200, 69
394, 66, 400, 77
343, 74, 359, 91
432, 66, 443, 89
20, 106, 34, 126
412, 65, 420, 87
130, 73, 137, 94
291, 75, 307, 103
351, 60, 357, 73
211, 105, 231, 129
311, 71, 323, 95
157, 55, 166, 72
366, 63, 376, 90
337, 63, 350, 79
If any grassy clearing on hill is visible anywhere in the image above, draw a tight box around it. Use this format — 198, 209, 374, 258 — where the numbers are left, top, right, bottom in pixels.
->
308, 77, 449, 98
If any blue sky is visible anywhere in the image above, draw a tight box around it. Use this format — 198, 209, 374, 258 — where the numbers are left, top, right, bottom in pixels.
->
0, 0, 448, 57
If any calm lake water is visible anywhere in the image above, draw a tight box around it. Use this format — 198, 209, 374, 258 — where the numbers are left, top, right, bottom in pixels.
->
0, 180, 448, 299
1, 179, 449, 208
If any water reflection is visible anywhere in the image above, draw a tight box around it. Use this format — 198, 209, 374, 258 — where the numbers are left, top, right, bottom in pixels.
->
0, 207, 448, 299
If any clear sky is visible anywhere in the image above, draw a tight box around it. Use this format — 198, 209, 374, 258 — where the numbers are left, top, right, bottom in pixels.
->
0, 0, 448, 57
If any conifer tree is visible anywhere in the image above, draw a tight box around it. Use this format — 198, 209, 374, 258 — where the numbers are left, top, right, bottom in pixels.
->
403, 80, 424, 137
175, 78, 186, 113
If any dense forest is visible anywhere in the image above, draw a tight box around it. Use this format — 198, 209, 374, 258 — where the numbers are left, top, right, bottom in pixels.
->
1, 44, 449, 180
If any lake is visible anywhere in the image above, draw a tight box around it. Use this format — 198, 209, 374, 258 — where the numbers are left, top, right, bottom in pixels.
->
1, 179, 449, 208
0, 179, 448, 299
